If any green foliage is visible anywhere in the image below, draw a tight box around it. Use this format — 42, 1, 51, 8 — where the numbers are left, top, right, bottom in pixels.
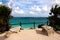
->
0, 4, 12, 33
38, 24, 44, 28
48, 4, 60, 31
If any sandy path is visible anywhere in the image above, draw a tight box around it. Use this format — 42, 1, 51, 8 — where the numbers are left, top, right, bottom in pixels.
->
0, 29, 60, 40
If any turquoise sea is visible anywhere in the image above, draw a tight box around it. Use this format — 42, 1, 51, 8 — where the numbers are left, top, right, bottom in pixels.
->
9, 17, 48, 29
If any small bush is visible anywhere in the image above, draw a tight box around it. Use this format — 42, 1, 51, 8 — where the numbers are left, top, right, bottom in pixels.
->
48, 5, 60, 31
0, 4, 12, 33
38, 24, 44, 28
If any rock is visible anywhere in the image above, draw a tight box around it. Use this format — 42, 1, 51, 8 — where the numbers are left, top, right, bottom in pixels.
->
56, 31, 60, 34
0, 33, 7, 40
10, 26, 21, 33
41, 26, 54, 36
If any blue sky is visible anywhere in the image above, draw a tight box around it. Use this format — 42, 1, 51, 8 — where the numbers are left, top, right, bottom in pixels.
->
0, 0, 60, 17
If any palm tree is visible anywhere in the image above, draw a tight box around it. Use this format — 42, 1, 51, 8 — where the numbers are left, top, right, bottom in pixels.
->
0, 4, 12, 33
48, 5, 60, 31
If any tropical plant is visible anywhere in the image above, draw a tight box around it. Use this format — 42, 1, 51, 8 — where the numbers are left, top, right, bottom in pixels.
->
0, 4, 12, 32
38, 24, 44, 28
48, 5, 60, 31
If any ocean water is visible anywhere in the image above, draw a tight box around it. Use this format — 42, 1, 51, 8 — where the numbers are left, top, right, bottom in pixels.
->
9, 17, 48, 29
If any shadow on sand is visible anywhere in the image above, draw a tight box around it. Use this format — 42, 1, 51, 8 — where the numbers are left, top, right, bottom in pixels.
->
35, 30, 48, 36
56, 31, 60, 34
0, 35, 7, 40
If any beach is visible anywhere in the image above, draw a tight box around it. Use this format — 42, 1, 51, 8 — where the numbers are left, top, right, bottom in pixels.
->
0, 0, 60, 40
0, 28, 60, 40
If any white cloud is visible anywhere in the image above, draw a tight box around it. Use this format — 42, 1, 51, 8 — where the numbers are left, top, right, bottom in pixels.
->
7, 0, 25, 15
29, 5, 48, 15
14, 9, 24, 14
55, 0, 60, 4
11, 6, 25, 15
13, 6, 20, 10
0, 2, 2, 4
29, 11, 34, 15
42, 5, 48, 11
30, 5, 41, 12
5, 0, 60, 17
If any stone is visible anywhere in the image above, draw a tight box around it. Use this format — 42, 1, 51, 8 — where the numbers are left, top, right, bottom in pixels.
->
10, 26, 21, 33
42, 26, 54, 36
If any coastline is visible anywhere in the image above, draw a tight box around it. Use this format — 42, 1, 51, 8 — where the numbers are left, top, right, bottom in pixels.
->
9, 17, 48, 29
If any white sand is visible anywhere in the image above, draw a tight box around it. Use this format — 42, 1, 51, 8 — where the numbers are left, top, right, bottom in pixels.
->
0, 29, 60, 40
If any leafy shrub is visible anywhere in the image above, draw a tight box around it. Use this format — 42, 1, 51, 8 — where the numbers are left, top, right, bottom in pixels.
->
0, 5, 12, 33
38, 24, 44, 28
48, 5, 60, 31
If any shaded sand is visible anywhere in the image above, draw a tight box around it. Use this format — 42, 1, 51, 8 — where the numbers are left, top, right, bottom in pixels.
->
0, 28, 60, 40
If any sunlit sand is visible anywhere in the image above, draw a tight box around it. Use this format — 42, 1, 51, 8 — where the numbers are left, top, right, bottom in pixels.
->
0, 28, 60, 40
